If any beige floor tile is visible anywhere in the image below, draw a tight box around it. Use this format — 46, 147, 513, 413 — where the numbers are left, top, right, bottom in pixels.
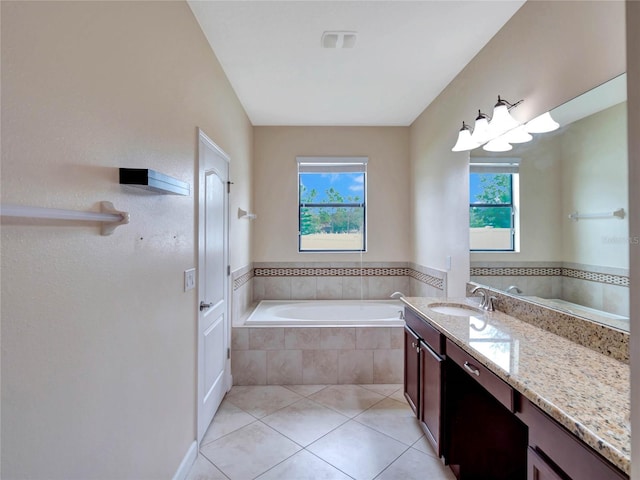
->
375, 447, 456, 480
201, 399, 256, 446
255, 449, 352, 480
186, 455, 228, 480
359, 384, 403, 396
307, 421, 407, 480
261, 398, 349, 446
388, 388, 407, 403
201, 422, 300, 480
412, 435, 439, 458
282, 384, 328, 396
354, 397, 423, 446
309, 384, 385, 417
225, 385, 303, 418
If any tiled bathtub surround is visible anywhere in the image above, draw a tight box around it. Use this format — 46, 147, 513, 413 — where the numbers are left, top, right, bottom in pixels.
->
470, 261, 629, 317
231, 326, 404, 385
232, 264, 254, 325
252, 262, 447, 302
467, 282, 629, 363
230, 262, 446, 386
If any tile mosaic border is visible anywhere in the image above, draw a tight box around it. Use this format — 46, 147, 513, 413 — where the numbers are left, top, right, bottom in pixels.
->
408, 270, 444, 290
562, 268, 629, 287
470, 267, 561, 277
233, 270, 254, 290
252, 265, 445, 292
470, 266, 629, 287
254, 267, 410, 277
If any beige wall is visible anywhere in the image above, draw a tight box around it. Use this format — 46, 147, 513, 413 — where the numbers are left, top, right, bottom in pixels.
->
410, 0, 626, 296
561, 102, 628, 268
253, 127, 410, 262
1, 2, 252, 478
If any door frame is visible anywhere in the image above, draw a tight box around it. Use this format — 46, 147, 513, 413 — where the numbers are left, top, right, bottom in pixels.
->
196, 127, 232, 444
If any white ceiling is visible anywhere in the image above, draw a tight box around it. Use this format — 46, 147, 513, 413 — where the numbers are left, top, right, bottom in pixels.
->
188, 1, 525, 126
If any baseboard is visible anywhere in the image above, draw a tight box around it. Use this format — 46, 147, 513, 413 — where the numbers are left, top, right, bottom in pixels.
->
172, 440, 198, 480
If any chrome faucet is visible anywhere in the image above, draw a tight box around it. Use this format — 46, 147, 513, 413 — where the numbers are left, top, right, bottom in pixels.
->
506, 285, 522, 294
390, 291, 405, 299
471, 286, 497, 312
470, 286, 487, 309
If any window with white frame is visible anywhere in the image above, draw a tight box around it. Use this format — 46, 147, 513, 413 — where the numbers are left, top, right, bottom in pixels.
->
470, 159, 520, 252
297, 156, 367, 252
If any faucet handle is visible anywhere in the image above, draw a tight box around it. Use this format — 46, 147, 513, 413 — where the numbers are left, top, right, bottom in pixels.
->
486, 295, 497, 312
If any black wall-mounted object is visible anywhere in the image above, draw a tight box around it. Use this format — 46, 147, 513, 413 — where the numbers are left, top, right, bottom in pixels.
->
119, 168, 190, 196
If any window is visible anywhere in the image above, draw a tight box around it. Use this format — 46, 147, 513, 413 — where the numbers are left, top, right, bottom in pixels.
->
297, 156, 367, 252
469, 159, 519, 251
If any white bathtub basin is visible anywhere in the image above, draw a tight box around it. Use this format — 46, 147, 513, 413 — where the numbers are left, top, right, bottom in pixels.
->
244, 300, 404, 326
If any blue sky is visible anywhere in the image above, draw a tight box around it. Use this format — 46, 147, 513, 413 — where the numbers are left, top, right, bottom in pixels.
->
300, 173, 365, 202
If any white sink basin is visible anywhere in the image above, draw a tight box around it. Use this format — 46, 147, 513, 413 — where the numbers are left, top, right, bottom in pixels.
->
428, 303, 484, 317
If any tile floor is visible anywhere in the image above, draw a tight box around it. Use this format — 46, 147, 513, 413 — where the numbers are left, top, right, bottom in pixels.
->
186, 384, 456, 480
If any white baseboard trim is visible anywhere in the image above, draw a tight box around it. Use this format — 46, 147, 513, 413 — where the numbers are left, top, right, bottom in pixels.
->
173, 440, 198, 480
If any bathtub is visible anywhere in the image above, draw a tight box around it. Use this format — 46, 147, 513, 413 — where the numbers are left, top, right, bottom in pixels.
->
244, 299, 405, 326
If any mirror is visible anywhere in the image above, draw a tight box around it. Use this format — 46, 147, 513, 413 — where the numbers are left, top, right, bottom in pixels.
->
470, 74, 629, 331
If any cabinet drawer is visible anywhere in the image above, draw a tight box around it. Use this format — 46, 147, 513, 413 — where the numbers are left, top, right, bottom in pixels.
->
518, 397, 627, 480
446, 338, 515, 412
404, 308, 444, 354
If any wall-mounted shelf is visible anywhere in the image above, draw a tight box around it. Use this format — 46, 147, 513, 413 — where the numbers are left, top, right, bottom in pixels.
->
119, 168, 190, 196
0, 201, 130, 235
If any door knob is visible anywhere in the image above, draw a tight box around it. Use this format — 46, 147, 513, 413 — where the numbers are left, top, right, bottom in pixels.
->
200, 301, 213, 311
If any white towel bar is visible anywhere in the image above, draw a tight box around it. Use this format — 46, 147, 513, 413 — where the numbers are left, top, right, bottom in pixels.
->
0, 201, 130, 235
568, 208, 625, 221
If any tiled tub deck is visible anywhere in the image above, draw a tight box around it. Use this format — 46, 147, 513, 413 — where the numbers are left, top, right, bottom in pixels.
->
231, 326, 404, 386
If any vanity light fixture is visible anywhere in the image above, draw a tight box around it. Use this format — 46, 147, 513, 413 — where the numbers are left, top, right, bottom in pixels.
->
501, 125, 533, 144
452, 122, 480, 152
483, 136, 513, 152
489, 96, 522, 135
525, 111, 560, 133
470, 111, 492, 145
452, 95, 560, 152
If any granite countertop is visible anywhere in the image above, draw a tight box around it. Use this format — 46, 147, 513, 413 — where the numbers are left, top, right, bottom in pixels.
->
401, 296, 631, 476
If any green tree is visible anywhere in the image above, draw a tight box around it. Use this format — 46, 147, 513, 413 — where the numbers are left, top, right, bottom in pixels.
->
470, 174, 512, 228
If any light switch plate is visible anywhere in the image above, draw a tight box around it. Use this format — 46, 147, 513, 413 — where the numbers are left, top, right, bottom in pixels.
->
184, 268, 196, 291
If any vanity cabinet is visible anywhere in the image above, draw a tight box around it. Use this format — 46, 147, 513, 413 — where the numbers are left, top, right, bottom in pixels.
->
445, 338, 527, 479
403, 308, 445, 456
518, 397, 627, 480
402, 304, 629, 480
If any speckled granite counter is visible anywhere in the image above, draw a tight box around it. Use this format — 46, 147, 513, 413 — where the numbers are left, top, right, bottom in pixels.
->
401, 297, 630, 476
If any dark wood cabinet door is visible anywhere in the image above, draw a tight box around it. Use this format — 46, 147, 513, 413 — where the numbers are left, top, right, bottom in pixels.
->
420, 340, 443, 457
404, 326, 420, 416
527, 448, 564, 480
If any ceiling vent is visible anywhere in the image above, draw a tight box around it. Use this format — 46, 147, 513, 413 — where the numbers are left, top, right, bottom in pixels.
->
321, 31, 357, 49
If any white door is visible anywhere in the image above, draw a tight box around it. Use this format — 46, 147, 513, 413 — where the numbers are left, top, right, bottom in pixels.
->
197, 128, 231, 443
